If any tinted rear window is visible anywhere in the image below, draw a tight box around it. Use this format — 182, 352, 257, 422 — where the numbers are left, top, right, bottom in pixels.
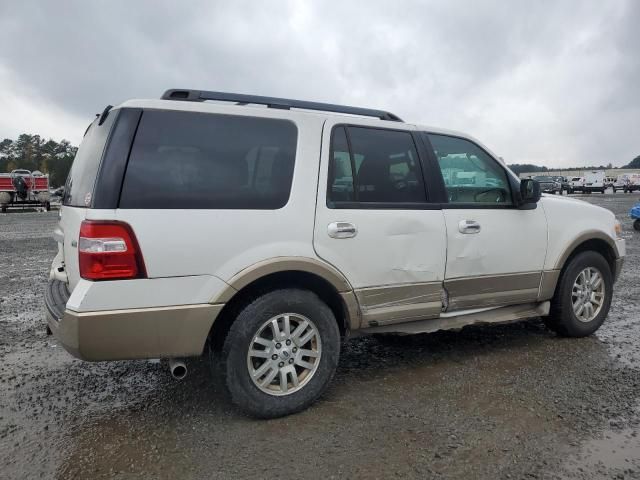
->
63, 111, 117, 207
119, 110, 297, 209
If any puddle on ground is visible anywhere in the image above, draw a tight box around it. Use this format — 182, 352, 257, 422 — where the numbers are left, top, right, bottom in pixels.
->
564, 427, 640, 476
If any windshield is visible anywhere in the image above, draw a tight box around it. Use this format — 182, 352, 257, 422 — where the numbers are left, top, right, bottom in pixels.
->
533, 176, 553, 181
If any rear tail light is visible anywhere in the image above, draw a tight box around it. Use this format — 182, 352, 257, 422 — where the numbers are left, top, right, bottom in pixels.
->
78, 221, 146, 280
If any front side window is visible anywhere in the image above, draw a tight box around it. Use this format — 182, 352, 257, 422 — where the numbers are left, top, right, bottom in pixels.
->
427, 134, 512, 205
328, 126, 426, 206
120, 110, 297, 209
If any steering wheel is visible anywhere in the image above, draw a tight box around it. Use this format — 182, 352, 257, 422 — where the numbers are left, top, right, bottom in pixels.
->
392, 179, 408, 191
474, 188, 505, 203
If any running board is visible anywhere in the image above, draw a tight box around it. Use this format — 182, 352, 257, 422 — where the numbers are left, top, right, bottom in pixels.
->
358, 301, 550, 336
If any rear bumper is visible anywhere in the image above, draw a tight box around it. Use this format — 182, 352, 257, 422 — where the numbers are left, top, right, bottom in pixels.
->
44, 279, 222, 361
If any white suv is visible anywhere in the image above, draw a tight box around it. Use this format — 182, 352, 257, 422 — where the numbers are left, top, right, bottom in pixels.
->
45, 89, 625, 418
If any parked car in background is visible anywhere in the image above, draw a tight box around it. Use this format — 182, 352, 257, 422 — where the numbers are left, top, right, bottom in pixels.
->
44, 88, 626, 418
552, 176, 570, 193
568, 176, 585, 194
620, 173, 640, 193
532, 175, 561, 194
631, 203, 640, 231
583, 171, 606, 194
604, 177, 616, 189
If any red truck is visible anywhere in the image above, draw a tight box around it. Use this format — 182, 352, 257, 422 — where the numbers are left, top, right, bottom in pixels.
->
0, 169, 51, 212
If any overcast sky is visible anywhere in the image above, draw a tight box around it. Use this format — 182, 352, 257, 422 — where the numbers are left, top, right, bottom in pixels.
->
0, 1, 638, 167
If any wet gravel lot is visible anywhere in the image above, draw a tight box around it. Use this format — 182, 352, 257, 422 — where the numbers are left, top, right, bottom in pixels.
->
1, 193, 639, 479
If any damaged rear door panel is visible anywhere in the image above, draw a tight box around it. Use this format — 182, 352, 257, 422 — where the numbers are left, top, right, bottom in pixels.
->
313, 119, 447, 328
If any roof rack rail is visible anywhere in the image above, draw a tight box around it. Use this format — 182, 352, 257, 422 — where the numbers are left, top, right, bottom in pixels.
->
161, 89, 403, 122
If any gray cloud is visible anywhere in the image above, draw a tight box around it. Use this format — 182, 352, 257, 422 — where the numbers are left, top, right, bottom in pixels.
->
0, 0, 638, 167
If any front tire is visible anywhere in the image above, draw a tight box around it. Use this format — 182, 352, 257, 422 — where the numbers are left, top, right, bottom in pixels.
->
634, 219, 640, 231
220, 288, 340, 418
545, 251, 612, 337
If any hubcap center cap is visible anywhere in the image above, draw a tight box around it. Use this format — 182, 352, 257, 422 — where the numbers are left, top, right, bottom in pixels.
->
280, 349, 291, 360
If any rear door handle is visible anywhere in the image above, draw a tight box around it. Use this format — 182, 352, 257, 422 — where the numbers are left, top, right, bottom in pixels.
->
459, 220, 481, 234
328, 222, 357, 239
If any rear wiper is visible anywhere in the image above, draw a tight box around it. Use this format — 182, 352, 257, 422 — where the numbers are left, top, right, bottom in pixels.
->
98, 105, 113, 126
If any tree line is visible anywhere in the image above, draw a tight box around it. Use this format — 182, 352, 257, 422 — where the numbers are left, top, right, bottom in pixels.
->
509, 156, 640, 176
0, 134, 77, 187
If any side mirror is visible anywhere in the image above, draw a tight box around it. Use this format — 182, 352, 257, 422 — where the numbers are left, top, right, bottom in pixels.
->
519, 178, 541, 207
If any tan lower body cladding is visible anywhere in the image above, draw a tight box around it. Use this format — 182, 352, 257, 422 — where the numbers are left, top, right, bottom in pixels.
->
355, 271, 561, 328
444, 272, 543, 311
355, 282, 442, 327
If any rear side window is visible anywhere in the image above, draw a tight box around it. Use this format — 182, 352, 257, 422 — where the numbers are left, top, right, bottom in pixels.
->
63, 111, 117, 207
327, 126, 426, 206
119, 110, 297, 209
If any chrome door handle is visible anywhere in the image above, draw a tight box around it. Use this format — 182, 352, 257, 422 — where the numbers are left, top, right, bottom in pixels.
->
328, 222, 357, 239
459, 220, 481, 234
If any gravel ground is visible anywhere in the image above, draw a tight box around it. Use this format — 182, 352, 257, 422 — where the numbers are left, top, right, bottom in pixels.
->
1, 193, 639, 479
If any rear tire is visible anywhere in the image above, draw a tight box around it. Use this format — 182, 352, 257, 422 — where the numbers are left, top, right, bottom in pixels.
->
544, 251, 612, 337
634, 219, 640, 232
220, 288, 340, 418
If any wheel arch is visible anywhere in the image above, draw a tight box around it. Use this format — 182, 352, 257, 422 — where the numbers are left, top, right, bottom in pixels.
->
207, 258, 360, 352
544, 232, 619, 302
554, 232, 618, 275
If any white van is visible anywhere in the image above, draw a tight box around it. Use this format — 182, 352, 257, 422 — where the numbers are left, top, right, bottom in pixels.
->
583, 171, 606, 194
